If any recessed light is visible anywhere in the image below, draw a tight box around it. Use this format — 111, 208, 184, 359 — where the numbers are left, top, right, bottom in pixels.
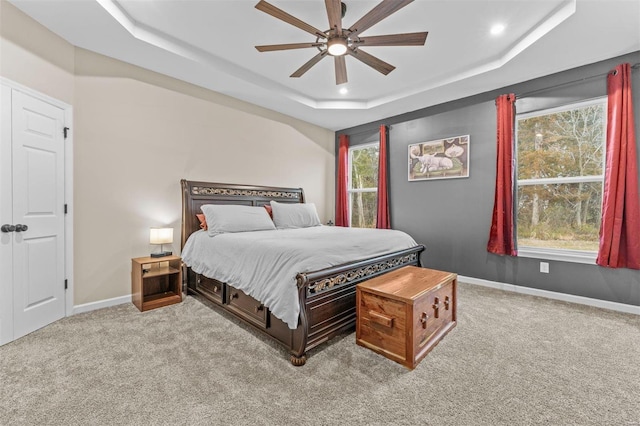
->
490, 24, 505, 36
339, 87, 348, 95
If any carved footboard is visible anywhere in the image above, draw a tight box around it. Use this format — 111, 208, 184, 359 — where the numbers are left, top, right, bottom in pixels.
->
291, 246, 424, 365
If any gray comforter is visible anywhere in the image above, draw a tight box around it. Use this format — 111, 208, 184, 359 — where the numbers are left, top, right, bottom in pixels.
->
181, 226, 419, 329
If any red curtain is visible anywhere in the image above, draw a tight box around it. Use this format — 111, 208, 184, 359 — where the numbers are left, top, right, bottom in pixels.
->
335, 134, 350, 227
596, 63, 640, 269
487, 94, 517, 256
376, 125, 391, 229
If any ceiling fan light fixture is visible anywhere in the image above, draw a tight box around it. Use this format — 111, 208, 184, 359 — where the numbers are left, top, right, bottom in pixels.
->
327, 37, 348, 56
255, 0, 428, 84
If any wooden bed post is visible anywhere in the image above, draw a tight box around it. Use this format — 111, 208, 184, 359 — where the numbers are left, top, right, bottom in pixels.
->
290, 274, 310, 366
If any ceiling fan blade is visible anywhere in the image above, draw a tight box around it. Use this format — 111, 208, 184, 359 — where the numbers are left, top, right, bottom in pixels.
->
325, 0, 342, 35
256, 42, 322, 52
355, 32, 428, 47
347, 49, 395, 75
335, 55, 347, 85
256, 0, 326, 38
291, 51, 329, 78
348, 0, 414, 37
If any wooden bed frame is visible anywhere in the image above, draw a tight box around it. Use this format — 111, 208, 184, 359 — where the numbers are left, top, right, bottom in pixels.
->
181, 179, 425, 366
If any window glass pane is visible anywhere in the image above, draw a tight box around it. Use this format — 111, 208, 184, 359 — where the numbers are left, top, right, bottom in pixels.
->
517, 182, 602, 251
350, 192, 377, 228
350, 146, 379, 190
517, 103, 605, 180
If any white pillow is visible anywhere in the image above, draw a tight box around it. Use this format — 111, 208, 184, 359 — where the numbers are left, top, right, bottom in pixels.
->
270, 201, 322, 229
201, 204, 276, 236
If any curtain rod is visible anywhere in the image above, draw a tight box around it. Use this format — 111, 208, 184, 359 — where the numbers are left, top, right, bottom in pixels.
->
516, 62, 640, 99
339, 127, 382, 137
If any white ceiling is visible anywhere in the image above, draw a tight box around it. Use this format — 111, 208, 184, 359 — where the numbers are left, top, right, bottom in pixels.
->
9, 0, 640, 130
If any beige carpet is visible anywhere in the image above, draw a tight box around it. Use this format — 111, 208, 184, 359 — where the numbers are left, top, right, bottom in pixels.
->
1, 283, 639, 425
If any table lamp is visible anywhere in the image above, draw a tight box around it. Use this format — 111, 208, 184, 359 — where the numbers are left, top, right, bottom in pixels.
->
150, 227, 173, 258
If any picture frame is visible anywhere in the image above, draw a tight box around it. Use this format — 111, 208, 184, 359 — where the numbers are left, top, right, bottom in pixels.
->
408, 135, 470, 181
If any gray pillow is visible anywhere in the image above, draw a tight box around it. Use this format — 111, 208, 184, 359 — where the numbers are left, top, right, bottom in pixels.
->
270, 201, 322, 229
201, 204, 276, 236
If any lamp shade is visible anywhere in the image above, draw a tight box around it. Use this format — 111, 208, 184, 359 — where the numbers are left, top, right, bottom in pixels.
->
149, 228, 173, 245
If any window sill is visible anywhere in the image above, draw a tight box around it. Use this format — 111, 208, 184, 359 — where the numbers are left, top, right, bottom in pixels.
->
517, 246, 597, 265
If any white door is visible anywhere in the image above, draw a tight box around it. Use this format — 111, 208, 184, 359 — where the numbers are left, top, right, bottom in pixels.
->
0, 86, 66, 344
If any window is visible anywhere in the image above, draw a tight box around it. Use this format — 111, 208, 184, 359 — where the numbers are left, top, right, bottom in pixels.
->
348, 143, 378, 228
516, 98, 606, 263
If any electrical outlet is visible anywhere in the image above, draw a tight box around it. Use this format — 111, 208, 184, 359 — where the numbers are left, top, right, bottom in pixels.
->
540, 262, 549, 273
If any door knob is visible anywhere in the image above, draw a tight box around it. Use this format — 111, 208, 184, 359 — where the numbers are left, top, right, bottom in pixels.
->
1, 224, 16, 233
14, 224, 28, 232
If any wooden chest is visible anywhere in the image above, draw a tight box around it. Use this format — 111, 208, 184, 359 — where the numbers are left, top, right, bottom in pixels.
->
356, 266, 457, 369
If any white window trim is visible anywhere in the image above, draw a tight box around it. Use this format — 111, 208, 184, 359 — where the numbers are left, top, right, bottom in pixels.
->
515, 97, 606, 264
347, 142, 378, 190
518, 175, 603, 186
347, 142, 378, 227
517, 247, 597, 265
349, 188, 377, 193
517, 97, 607, 120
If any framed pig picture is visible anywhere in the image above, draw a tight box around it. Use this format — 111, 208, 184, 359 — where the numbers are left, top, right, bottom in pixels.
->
408, 135, 470, 181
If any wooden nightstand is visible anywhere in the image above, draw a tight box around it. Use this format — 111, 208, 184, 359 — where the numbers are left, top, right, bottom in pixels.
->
131, 255, 182, 312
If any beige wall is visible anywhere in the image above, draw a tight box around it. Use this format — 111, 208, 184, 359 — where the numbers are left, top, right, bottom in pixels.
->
1, 1, 335, 306
73, 52, 335, 304
0, 1, 74, 104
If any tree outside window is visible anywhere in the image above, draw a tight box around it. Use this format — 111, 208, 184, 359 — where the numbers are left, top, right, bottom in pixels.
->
348, 144, 378, 228
516, 98, 606, 254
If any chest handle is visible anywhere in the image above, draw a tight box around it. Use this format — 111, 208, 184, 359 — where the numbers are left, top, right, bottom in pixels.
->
432, 297, 440, 318
420, 312, 429, 329
369, 311, 394, 328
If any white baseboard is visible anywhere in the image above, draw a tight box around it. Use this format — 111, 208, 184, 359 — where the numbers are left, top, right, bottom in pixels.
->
71, 294, 132, 315
69, 277, 640, 317
459, 275, 640, 315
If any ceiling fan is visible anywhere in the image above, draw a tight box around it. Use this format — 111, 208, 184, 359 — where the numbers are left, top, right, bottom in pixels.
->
255, 0, 428, 85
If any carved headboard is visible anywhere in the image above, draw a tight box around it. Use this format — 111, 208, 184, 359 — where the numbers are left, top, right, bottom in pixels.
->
180, 180, 305, 249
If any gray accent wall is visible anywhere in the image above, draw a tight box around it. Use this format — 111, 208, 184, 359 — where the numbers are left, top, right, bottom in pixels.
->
337, 52, 640, 307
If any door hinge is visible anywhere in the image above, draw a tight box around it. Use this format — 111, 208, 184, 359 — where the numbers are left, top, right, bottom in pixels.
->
64, 279, 68, 290
64, 204, 68, 214
63, 127, 69, 139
